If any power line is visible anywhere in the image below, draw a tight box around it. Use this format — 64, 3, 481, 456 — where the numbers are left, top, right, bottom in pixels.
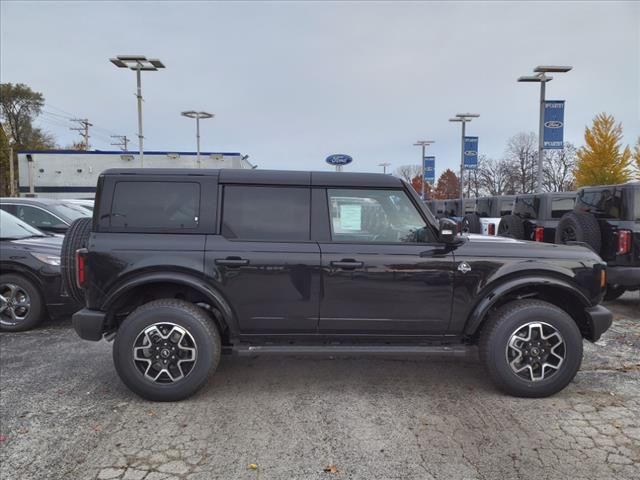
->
70, 118, 92, 149
110, 135, 129, 151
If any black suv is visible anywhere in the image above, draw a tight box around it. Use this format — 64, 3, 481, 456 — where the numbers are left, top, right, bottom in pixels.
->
68, 169, 612, 401
555, 182, 640, 300
498, 192, 576, 243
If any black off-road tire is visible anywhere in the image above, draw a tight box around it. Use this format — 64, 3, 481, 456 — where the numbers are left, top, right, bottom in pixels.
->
479, 299, 583, 398
554, 212, 601, 254
0, 274, 44, 332
498, 214, 525, 239
61, 217, 92, 304
113, 299, 221, 401
603, 285, 626, 302
462, 213, 482, 234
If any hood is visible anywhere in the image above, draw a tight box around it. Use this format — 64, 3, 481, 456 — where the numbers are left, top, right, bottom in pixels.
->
460, 234, 603, 262
7, 235, 63, 255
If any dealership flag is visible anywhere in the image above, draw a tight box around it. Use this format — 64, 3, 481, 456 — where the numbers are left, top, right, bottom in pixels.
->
463, 137, 478, 170
543, 100, 565, 149
423, 156, 435, 184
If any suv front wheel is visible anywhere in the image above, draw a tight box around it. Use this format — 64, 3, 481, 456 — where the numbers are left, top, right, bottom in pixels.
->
113, 299, 221, 401
479, 299, 583, 398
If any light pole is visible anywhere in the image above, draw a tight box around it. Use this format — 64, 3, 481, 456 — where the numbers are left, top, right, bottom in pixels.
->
110, 55, 165, 166
518, 65, 572, 193
181, 111, 214, 168
449, 113, 479, 202
378, 162, 391, 174
413, 140, 434, 200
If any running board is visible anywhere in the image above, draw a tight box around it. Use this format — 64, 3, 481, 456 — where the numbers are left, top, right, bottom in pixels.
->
230, 344, 472, 356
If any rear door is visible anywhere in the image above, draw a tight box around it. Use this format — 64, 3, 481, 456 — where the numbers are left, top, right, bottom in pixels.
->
204, 182, 321, 335
316, 187, 455, 335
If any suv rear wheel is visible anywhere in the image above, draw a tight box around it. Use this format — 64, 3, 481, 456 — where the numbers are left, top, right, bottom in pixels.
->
113, 299, 221, 401
61, 217, 92, 304
555, 211, 601, 254
479, 299, 582, 397
498, 215, 524, 239
462, 213, 481, 234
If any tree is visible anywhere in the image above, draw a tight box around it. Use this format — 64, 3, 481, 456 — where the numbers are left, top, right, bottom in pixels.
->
0, 83, 54, 149
478, 156, 512, 196
574, 113, 632, 187
410, 174, 432, 198
633, 137, 640, 179
504, 132, 538, 194
0, 126, 10, 196
433, 169, 460, 199
464, 156, 483, 197
542, 142, 577, 192
395, 164, 421, 182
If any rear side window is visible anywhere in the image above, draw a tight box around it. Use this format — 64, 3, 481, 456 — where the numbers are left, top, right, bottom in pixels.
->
576, 189, 624, 219
221, 185, 310, 241
551, 197, 575, 219
110, 182, 200, 229
513, 197, 539, 219
498, 198, 514, 216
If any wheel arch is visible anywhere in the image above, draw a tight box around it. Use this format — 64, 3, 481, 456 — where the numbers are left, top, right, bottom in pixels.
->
102, 272, 238, 340
465, 275, 594, 340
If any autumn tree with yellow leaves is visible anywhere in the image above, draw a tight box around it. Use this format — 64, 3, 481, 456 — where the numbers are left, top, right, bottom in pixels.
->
634, 137, 640, 179
574, 113, 632, 187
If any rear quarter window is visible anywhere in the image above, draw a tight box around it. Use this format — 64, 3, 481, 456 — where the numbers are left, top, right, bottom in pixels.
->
576, 189, 624, 219
513, 197, 539, 219
110, 181, 200, 229
551, 197, 575, 219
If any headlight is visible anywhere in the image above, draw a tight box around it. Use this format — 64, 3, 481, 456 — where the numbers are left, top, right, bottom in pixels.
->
31, 253, 61, 266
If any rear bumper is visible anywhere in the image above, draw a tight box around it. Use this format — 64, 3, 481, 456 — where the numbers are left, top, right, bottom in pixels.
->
72, 308, 107, 341
584, 305, 613, 342
607, 266, 640, 288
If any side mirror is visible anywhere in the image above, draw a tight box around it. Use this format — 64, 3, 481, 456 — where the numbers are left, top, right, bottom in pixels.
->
439, 218, 458, 243
40, 224, 68, 234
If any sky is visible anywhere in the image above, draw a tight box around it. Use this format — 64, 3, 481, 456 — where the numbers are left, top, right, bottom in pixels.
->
1, 1, 639, 176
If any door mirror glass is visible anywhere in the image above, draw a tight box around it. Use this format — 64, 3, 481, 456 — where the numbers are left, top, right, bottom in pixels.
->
439, 218, 458, 243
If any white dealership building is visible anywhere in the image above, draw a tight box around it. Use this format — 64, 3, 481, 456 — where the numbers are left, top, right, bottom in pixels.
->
15, 150, 252, 198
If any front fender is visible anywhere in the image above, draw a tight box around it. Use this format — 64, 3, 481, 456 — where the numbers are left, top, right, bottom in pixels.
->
101, 271, 238, 335
463, 275, 591, 336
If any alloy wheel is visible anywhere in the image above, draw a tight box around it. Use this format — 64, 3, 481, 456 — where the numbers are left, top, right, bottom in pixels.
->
505, 322, 565, 382
0, 283, 31, 326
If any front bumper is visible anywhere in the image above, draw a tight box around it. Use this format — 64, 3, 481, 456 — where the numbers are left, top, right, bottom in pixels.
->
584, 305, 613, 342
607, 266, 640, 288
72, 308, 107, 341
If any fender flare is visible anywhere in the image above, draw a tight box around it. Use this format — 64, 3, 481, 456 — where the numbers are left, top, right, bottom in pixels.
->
464, 275, 591, 336
101, 272, 238, 335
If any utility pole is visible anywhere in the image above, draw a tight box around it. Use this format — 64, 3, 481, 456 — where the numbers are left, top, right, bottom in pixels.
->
181, 111, 214, 168
413, 140, 435, 200
518, 65, 572, 193
70, 118, 92, 149
110, 135, 129, 151
378, 162, 391, 174
8, 146, 15, 197
449, 113, 479, 202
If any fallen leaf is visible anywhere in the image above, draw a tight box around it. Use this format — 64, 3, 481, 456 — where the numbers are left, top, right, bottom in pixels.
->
324, 465, 339, 474
148, 410, 156, 417
248, 463, 258, 470
92, 425, 101, 433
0, 435, 7, 443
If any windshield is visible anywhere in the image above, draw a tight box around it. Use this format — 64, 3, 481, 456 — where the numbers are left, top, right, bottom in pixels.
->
0, 209, 45, 239
52, 203, 92, 222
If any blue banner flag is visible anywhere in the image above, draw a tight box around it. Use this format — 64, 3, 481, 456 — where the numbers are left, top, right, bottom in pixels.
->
423, 156, 435, 184
543, 100, 565, 149
463, 137, 478, 170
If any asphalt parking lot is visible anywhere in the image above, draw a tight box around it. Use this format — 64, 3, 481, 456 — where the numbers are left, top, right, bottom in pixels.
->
1, 293, 638, 480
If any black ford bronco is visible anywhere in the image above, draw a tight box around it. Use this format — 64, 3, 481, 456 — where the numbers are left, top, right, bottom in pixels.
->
66, 169, 612, 401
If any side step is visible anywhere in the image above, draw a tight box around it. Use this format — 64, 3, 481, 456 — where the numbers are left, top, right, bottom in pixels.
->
230, 344, 472, 356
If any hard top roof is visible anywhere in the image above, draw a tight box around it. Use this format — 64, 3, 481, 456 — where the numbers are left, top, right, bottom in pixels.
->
101, 168, 405, 188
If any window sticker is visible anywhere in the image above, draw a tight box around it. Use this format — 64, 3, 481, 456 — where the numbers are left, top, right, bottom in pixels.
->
339, 204, 362, 231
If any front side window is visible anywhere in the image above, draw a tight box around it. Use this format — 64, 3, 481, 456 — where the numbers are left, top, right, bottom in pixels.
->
110, 182, 200, 229
16, 205, 62, 229
221, 185, 310, 241
328, 189, 429, 243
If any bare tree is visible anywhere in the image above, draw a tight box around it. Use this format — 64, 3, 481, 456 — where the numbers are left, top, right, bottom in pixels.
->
542, 142, 577, 192
395, 164, 422, 182
479, 156, 512, 196
465, 156, 483, 197
505, 132, 538, 194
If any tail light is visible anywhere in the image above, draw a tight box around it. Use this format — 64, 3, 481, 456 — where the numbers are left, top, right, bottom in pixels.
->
534, 226, 544, 242
488, 223, 495, 235
76, 248, 87, 288
617, 230, 631, 255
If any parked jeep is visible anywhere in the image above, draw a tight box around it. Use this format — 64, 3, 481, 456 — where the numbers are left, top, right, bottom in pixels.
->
463, 195, 515, 236
498, 192, 576, 242
67, 169, 611, 401
555, 182, 640, 300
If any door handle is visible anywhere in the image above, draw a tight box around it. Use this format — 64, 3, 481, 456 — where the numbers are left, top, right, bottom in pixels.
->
330, 259, 364, 269
215, 257, 249, 267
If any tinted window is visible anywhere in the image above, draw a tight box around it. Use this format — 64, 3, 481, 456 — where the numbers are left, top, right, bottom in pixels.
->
513, 196, 539, 219
498, 198, 515, 216
15, 205, 62, 229
576, 189, 624, 219
0, 209, 44, 239
222, 186, 310, 241
111, 182, 200, 229
476, 198, 493, 217
52, 203, 91, 221
551, 196, 575, 219
327, 189, 429, 243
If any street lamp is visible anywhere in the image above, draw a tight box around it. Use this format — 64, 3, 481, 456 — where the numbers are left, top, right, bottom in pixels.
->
181, 111, 214, 168
518, 65, 572, 192
110, 55, 166, 166
413, 141, 434, 200
449, 113, 479, 201
378, 162, 391, 174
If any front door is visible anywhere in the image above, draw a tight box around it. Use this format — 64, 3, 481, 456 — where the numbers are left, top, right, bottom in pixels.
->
204, 184, 321, 335
318, 188, 455, 335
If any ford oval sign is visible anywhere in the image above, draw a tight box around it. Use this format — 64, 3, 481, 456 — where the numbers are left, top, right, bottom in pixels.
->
544, 121, 563, 129
326, 154, 353, 166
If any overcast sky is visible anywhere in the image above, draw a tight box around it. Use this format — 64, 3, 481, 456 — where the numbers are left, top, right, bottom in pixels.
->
1, 1, 638, 175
